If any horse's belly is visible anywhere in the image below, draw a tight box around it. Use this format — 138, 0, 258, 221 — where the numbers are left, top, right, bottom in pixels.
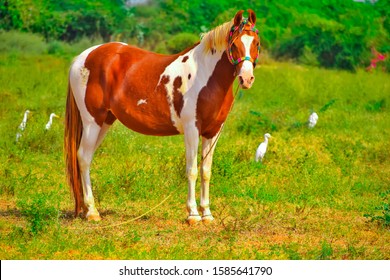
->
113, 102, 181, 136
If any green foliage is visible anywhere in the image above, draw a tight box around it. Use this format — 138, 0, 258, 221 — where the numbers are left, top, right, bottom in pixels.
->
319, 99, 337, 113
17, 193, 59, 235
0, 30, 103, 57
266, 0, 390, 70
365, 98, 386, 112
166, 32, 199, 54
298, 46, 320, 67
364, 190, 390, 228
318, 241, 333, 260
1, 0, 389, 70
0, 30, 48, 54
0, 0, 137, 41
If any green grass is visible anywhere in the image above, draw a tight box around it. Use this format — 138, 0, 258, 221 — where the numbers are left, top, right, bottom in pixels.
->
0, 53, 389, 260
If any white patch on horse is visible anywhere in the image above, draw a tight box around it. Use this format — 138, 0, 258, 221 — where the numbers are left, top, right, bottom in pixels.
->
69, 45, 101, 124
80, 67, 90, 86
157, 54, 193, 133
157, 43, 224, 134
137, 99, 147, 106
240, 34, 254, 72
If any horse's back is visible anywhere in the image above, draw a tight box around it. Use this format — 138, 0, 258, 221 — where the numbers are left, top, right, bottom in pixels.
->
70, 42, 181, 135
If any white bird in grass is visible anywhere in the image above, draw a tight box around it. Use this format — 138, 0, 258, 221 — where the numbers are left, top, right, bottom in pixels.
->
255, 133, 271, 162
308, 112, 318, 129
16, 110, 30, 142
45, 113, 59, 130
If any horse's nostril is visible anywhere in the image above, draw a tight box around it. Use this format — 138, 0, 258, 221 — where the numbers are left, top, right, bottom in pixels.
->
239, 76, 244, 85
250, 76, 254, 82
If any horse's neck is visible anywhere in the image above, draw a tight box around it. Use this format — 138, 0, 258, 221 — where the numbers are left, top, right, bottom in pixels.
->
191, 43, 235, 89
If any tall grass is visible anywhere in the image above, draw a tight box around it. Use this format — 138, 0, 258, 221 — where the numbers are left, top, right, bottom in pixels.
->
0, 52, 389, 260
0, 31, 103, 58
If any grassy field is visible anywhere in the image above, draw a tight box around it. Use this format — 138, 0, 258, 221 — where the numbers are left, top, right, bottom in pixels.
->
0, 52, 389, 260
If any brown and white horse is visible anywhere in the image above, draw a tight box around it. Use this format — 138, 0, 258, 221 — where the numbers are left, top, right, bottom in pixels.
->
65, 9, 260, 224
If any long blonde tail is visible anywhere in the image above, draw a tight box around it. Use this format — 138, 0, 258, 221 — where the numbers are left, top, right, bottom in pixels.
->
64, 81, 85, 217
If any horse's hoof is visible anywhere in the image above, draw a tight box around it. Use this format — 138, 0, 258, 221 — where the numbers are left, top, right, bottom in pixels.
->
87, 214, 101, 221
202, 215, 214, 224
187, 215, 201, 225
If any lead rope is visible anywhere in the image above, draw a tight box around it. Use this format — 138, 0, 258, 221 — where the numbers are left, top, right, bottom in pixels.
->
94, 194, 173, 229
68, 193, 173, 230
81, 84, 241, 230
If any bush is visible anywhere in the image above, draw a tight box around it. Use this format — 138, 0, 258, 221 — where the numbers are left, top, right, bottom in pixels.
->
0, 30, 103, 57
166, 33, 199, 54
1, 0, 389, 70
0, 30, 47, 54
298, 46, 320, 67
17, 193, 59, 235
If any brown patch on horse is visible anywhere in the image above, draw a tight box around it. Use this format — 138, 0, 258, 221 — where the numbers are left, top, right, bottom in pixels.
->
196, 52, 235, 139
83, 43, 183, 135
188, 74, 191, 80
159, 75, 170, 85
173, 76, 184, 117
182, 56, 189, 62
104, 110, 117, 125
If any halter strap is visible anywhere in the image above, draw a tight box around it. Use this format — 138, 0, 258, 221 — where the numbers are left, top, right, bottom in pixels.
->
226, 19, 260, 66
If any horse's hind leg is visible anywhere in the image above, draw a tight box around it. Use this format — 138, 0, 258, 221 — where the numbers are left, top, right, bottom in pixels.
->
77, 120, 102, 221
94, 122, 112, 152
94, 112, 116, 152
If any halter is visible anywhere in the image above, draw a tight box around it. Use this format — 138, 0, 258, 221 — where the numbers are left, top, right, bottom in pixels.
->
226, 19, 260, 66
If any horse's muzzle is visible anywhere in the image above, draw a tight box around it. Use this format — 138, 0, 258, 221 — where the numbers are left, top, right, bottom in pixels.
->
238, 75, 255, 89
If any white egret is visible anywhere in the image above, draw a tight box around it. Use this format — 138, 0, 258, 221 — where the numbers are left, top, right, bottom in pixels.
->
308, 112, 318, 129
16, 110, 30, 142
45, 113, 59, 130
255, 133, 271, 162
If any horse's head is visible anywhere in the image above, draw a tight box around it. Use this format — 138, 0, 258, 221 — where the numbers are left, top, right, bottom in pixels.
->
227, 9, 260, 89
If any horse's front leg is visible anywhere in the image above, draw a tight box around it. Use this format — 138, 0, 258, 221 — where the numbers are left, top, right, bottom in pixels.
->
200, 135, 219, 223
184, 124, 201, 224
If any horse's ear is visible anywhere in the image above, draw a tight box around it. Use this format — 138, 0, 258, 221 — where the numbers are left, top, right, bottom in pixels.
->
234, 10, 244, 26
248, 9, 256, 25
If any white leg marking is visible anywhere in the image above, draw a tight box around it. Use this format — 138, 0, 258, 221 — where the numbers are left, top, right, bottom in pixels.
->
77, 121, 102, 220
184, 123, 201, 223
200, 135, 219, 222
94, 122, 111, 152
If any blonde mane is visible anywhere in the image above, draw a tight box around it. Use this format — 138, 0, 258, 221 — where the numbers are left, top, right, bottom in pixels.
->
200, 19, 234, 53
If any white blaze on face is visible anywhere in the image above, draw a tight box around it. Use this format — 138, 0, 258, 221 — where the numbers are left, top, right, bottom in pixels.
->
239, 34, 254, 75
